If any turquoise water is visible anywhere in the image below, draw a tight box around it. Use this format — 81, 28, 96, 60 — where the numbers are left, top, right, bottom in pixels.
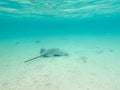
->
1, 16, 120, 39
0, 0, 120, 90
0, 0, 120, 38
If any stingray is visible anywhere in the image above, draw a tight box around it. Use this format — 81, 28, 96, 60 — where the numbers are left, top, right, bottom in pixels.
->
24, 48, 69, 63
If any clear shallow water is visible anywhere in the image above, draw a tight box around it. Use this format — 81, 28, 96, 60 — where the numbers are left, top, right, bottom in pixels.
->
0, 17, 120, 39
0, 0, 120, 18
0, 35, 120, 90
0, 0, 120, 90
0, 0, 120, 38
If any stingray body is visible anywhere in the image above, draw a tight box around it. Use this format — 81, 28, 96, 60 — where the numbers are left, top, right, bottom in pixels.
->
24, 48, 68, 63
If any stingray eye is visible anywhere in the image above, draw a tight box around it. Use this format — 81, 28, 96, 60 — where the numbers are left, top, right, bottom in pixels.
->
40, 48, 46, 53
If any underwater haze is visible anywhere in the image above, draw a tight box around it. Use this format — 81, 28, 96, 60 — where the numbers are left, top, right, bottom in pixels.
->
0, 0, 120, 38
0, 0, 120, 90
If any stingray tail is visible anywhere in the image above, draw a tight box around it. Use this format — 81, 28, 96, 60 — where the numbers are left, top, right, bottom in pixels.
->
24, 56, 41, 63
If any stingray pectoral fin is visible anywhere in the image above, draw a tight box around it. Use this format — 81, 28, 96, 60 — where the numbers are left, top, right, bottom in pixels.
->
24, 56, 41, 63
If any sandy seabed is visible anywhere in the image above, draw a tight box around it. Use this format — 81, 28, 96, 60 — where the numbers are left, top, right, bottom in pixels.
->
0, 34, 120, 90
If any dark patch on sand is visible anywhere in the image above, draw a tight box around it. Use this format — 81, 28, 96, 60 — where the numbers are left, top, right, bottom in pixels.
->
45, 82, 52, 87
16, 42, 20, 44
109, 49, 114, 52
96, 50, 104, 54
95, 47, 100, 49
1, 82, 9, 87
80, 56, 88, 63
35, 40, 40, 43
